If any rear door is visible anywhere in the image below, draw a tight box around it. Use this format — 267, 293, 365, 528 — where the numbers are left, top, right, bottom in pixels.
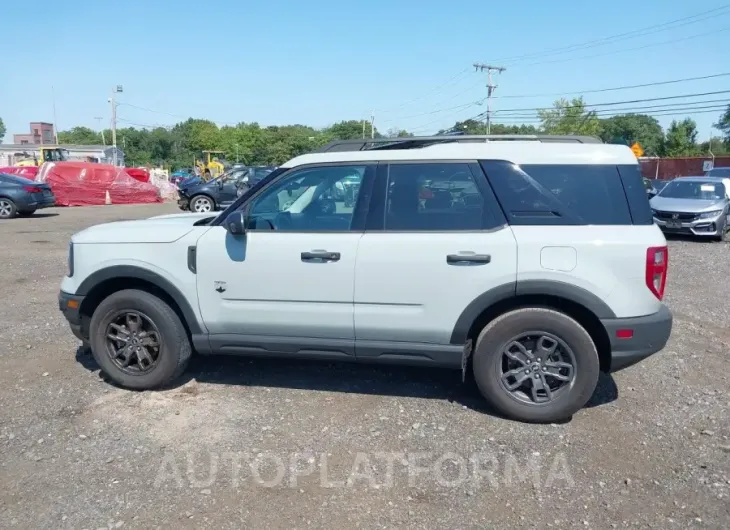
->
353, 161, 518, 362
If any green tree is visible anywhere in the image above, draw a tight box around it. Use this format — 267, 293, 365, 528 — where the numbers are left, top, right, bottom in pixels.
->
538, 97, 600, 137
713, 104, 730, 143
386, 128, 413, 137
325, 120, 380, 140
57, 126, 103, 145
599, 114, 664, 156
663, 118, 700, 157
0, 117, 5, 143
439, 119, 538, 135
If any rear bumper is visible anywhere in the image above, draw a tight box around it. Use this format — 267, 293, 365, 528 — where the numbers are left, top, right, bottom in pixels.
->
17, 195, 56, 210
59, 290, 86, 342
601, 304, 673, 372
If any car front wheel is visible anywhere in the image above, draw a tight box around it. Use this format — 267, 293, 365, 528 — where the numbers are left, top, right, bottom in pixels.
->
88, 289, 192, 389
472, 308, 600, 423
191, 195, 214, 213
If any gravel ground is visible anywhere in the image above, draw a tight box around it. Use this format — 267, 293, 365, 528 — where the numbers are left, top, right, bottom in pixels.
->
0, 204, 728, 530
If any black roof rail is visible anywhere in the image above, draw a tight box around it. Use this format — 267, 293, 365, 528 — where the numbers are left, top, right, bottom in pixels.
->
315, 134, 603, 152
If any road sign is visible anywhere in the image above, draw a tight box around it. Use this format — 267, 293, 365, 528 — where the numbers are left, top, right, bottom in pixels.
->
703, 160, 714, 172
630, 142, 644, 158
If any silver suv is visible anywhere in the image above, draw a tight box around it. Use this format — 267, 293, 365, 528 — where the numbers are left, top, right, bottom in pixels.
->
650, 176, 730, 242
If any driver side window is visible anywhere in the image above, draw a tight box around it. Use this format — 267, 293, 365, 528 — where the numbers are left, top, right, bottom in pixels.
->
247, 165, 365, 232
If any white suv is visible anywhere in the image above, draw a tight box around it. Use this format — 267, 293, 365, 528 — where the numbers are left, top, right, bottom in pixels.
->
59, 135, 672, 423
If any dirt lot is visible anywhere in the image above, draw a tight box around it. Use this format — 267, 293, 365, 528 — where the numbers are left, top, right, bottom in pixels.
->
1, 204, 729, 529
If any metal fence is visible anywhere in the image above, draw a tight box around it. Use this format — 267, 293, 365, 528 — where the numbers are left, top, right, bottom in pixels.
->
639, 156, 730, 180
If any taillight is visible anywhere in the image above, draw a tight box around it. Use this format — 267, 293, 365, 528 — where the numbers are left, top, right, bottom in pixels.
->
646, 246, 668, 300
23, 186, 43, 193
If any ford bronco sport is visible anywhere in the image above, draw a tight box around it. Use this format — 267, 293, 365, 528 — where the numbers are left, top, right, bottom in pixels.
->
59, 135, 672, 423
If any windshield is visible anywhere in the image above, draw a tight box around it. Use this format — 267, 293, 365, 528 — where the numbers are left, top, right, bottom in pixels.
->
706, 167, 730, 178
658, 180, 726, 200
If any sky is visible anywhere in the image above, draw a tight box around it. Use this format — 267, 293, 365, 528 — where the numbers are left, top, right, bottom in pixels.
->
1, 0, 729, 142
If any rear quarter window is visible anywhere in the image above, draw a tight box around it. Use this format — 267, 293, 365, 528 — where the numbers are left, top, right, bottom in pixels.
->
479, 161, 649, 225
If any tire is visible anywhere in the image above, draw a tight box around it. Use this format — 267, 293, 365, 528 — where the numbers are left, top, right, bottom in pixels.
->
712, 218, 729, 242
0, 198, 18, 219
89, 289, 192, 390
472, 308, 600, 423
191, 195, 215, 213
18, 209, 37, 217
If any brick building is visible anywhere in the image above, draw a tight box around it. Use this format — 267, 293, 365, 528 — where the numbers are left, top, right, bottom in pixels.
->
13, 122, 55, 145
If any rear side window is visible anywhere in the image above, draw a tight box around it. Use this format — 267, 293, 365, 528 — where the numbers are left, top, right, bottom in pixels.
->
384, 163, 486, 231
480, 161, 644, 225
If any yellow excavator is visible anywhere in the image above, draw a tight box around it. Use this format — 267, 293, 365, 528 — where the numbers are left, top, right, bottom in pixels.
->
195, 150, 227, 180
14, 147, 70, 167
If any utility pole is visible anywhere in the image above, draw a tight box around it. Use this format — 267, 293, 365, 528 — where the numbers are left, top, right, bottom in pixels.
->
51, 85, 59, 145
370, 110, 376, 139
110, 85, 123, 166
473, 63, 506, 134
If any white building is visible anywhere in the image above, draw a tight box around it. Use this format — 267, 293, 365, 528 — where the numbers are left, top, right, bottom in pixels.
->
0, 144, 125, 167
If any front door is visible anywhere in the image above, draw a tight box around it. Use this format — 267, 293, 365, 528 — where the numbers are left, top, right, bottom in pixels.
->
195, 163, 374, 357
218, 169, 246, 207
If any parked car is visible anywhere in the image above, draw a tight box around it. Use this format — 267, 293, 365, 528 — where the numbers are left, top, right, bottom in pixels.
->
177, 166, 279, 212
170, 169, 194, 186
177, 167, 251, 212
59, 134, 673, 424
650, 176, 730, 241
651, 179, 671, 193
239, 166, 277, 189
0, 173, 56, 219
705, 167, 730, 178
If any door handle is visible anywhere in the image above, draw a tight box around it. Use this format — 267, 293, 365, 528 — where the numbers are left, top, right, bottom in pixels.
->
446, 253, 491, 264
301, 250, 341, 262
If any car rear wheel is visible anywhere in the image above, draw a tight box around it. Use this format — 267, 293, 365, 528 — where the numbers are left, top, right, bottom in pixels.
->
0, 198, 17, 219
89, 289, 192, 390
191, 195, 214, 213
472, 308, 600, 423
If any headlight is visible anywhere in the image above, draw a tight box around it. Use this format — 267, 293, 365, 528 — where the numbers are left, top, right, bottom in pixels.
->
699, 209, 723, 219
68, 242, 74, 277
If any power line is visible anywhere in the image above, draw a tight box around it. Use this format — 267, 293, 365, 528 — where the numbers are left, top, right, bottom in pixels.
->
494, 72, 730, 100
373, 68, 471, 113
382, 74, 730, 124
491, 6, 730, 65
493, 99, 730, 119
488, 90, 730, 114
514, 26, 730, 69
488, 105, 730, 123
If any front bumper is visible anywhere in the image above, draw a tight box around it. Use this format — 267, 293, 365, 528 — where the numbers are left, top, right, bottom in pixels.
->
601, 304, 673, 372
177, 197, 190, 210
59, 290, 86, 342
653, 212, 726, 237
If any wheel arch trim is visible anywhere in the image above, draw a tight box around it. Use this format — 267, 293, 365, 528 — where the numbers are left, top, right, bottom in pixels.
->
449, 280, 616, 345
75, 265, 204, 334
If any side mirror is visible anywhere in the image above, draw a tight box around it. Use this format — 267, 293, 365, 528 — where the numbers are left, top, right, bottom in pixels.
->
224, 211, 247, 235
